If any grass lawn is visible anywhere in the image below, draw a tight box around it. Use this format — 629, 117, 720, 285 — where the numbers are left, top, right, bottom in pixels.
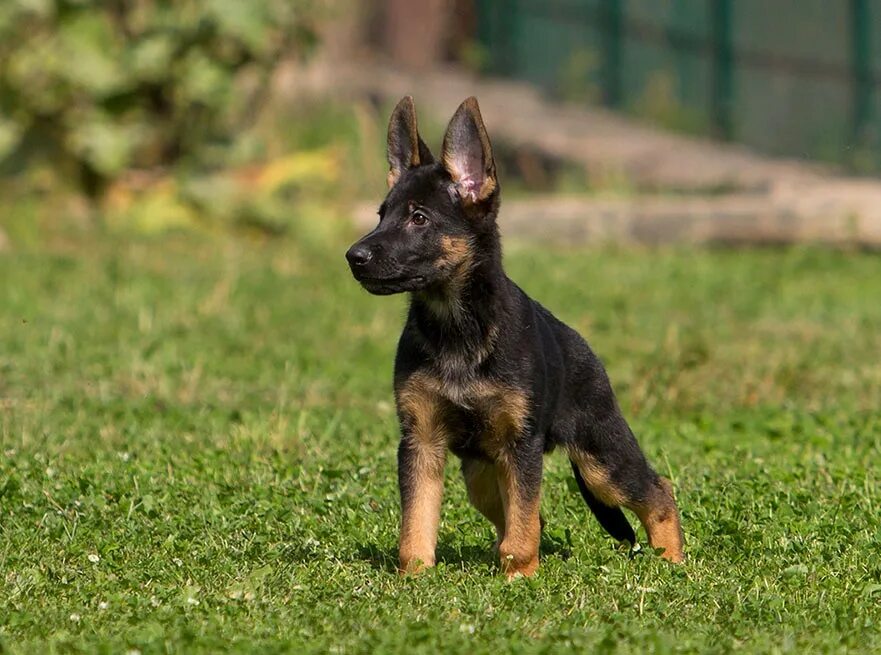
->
1, 223, 880, 653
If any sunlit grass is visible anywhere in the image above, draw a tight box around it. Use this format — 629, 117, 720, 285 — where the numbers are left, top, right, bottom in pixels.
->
1, 224, 880, 653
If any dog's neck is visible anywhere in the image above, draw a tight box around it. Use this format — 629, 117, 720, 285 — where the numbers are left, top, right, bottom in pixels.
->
409, 233, 509, 376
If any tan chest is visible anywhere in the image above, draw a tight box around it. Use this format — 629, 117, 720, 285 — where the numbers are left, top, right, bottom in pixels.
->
396, 372, 531, 456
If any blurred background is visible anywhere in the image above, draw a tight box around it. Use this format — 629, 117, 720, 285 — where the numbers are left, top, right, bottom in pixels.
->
3, 5, 881, 648
3, 0, 881, 246
477, 0, 881, 167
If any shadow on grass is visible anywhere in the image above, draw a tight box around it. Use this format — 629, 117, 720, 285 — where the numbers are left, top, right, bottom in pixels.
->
352, 530, 572, 573
353, 543, 398, 572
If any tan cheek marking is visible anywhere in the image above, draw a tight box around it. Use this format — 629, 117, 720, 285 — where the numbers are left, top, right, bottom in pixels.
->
437, 236, 474, 269
423, 237, 476, 321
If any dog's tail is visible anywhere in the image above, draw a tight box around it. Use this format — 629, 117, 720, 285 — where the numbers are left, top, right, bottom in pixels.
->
569, 459, 636, 544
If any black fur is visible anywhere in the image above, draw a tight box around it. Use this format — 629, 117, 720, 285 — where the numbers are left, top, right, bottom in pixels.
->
570, 460, 636, 544
346, 96, 682, 574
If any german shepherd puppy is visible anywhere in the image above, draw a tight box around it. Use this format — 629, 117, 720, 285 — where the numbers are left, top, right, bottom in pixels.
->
346, 96, 684, 577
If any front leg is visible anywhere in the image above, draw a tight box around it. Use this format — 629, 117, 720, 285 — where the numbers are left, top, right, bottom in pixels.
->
397, 434, 446, 573
395, 372, 451, 574
496, 446, 543, 578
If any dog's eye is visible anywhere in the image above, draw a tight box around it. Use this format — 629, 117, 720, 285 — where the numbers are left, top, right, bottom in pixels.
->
410, 210, 429, 226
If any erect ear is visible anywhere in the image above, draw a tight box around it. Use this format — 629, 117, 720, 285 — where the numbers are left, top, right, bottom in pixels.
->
441, 97, 497, 205
387, 96, 434, 188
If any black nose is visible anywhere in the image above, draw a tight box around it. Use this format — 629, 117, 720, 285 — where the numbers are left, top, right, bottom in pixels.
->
346, 244, 373, 267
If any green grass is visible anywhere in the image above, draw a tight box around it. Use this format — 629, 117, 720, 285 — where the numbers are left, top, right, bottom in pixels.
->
1, 223, 881, 653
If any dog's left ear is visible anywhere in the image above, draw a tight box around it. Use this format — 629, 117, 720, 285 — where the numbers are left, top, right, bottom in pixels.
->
387, 96, 434, 188
442, 97, 497, 205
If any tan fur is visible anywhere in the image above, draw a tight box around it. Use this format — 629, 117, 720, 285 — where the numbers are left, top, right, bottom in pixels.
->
396, 373, 450, 446
437, 236, 473, 269
420, 236, 476, 321
475, 386, 535, 578
442, 151, 497, 204
442, 97, 498, 204
398, 459, 445, 573
396, 373, 531, 575
387, 96, 423, 188
413, 375, 529, 447
567, 448, 627, 507
395, 373, 449, 573
476, 173, 497, 202
632, 478, 685, 563
568, 448, 684, 561
387, 169, 400, 189
496, 461, 541, 578
462, 459, 505, 543
401, 372, 526, 420
479, 387, 531, 458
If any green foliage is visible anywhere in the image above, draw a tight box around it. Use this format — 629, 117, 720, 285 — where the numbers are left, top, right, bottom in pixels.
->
629, 70, 710, 137
1, 223, 881, 652
557, 48, 602, 105
0, 0, 320, 194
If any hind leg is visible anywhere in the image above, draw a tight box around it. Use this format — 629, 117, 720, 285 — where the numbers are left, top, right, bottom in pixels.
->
461, 458, 505, 547
630, 476, 684, 562
570, 458, 636, 544
568, 441, 684, 563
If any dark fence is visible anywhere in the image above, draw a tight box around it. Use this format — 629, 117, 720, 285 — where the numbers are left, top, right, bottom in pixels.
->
475, 0, 881, 171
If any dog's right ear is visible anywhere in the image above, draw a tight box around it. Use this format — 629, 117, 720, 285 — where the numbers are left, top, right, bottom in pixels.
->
387, 96, 434, 188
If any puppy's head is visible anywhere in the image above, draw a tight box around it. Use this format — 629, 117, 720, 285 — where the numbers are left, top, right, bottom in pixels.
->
345, 96, 499, 295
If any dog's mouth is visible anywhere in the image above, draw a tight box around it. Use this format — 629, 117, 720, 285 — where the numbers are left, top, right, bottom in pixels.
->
355, 274, 426, 295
